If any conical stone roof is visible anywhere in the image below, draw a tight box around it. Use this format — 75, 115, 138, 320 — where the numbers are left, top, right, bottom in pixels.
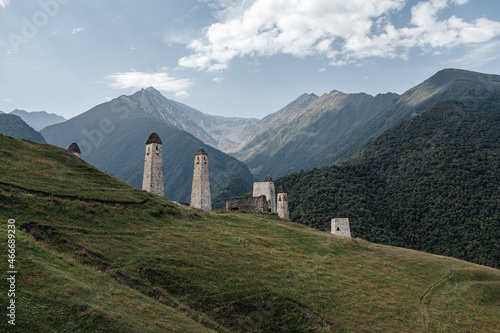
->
68, 142, 81, 154
265, 175, 273, 182
146, 132, 162, 144
196, 147, 208, 156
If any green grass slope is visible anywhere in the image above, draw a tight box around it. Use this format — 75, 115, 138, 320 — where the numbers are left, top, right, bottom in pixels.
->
278, 100, 500, 269
0, 135, 499, 332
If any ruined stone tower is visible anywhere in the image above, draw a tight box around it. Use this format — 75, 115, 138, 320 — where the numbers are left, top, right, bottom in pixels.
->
142, 133, 164, 197
331, 218, 351, 238
253, 176, 276, 213
190, 148, 211, 211
277, 185, 289, 219
68, 142, 81, 158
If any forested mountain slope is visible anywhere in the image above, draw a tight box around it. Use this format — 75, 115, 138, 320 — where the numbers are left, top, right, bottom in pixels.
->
278, 99, 500, 268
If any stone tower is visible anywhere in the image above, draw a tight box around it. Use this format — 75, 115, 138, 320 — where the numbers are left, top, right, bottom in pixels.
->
68, 142, 81, 158
331, 218, 351, 238
142, 132, 164, 197
277, 185, 289, 219
253, 176, 276, 213
190, 148, 211, 210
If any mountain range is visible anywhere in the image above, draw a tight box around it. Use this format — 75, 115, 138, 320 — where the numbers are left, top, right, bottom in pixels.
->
9, 109, 66, 131
231, 90, 398, 178
30, 68, 500, 208
316, 68, 500, 166
40, 89, 255, 203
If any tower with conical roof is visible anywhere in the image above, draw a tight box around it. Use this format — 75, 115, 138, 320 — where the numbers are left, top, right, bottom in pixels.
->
190, 148, 211, 210
253, 176, 276, 213
277, 185, 289, 219
68, 142, 81, 158
142, 133, 164, 197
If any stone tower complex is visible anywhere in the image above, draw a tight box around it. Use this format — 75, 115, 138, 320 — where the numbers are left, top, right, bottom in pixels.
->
68, 142, 81, 158
253, 176, 276, 213
331, 218, 351, 238
277, 185, 289, 219
142, 132, 164, 197
190, 148, 212, 211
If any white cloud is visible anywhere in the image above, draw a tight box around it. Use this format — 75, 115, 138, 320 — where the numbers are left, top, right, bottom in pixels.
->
72, 27, 85, 34
163, 29, 199, 45
175, 91, 190, 98
179, 0, 500, 70
105, 71, 193, 97
0, 0, 10, 9
213, 77, 223, 83
453, 40, 500, 67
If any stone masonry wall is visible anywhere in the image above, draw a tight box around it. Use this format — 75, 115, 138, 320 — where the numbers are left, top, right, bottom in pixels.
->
142, 142, 164, 196
226, 196, 268, 213
190, 152, 212, 210
331, 218, 351, 238
277, 192, 289, 219
253, 182, 276, 213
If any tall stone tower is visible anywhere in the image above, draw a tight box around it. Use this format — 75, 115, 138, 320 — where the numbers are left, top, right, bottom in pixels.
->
190, 148, 211, 210
331, 218, 351, 238
277, 185, 289, 219
68, 142, 81, 158
253, 176, 276, 213
142, 132, 164, 197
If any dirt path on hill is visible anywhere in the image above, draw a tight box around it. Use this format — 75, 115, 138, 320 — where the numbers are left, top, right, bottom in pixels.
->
419, 270, 454, 333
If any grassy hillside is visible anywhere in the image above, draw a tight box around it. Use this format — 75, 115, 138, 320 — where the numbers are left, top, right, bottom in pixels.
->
278, 100, 500, 269
0, 135, 499, 332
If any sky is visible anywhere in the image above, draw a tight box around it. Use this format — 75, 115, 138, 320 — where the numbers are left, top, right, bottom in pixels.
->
1, 0, 500, 120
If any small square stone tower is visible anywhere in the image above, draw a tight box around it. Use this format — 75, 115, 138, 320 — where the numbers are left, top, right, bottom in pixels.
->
253, 176, 276, 213
142, 132, 164, 197
68, 142, 81, 158
331, 218, 351, 238
277, 185, 289, 219
190, 148, 212, 211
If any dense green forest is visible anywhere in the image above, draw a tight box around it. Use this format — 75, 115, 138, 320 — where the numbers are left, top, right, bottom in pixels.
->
278, 100, 500, 268
212, 175, 252, 209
